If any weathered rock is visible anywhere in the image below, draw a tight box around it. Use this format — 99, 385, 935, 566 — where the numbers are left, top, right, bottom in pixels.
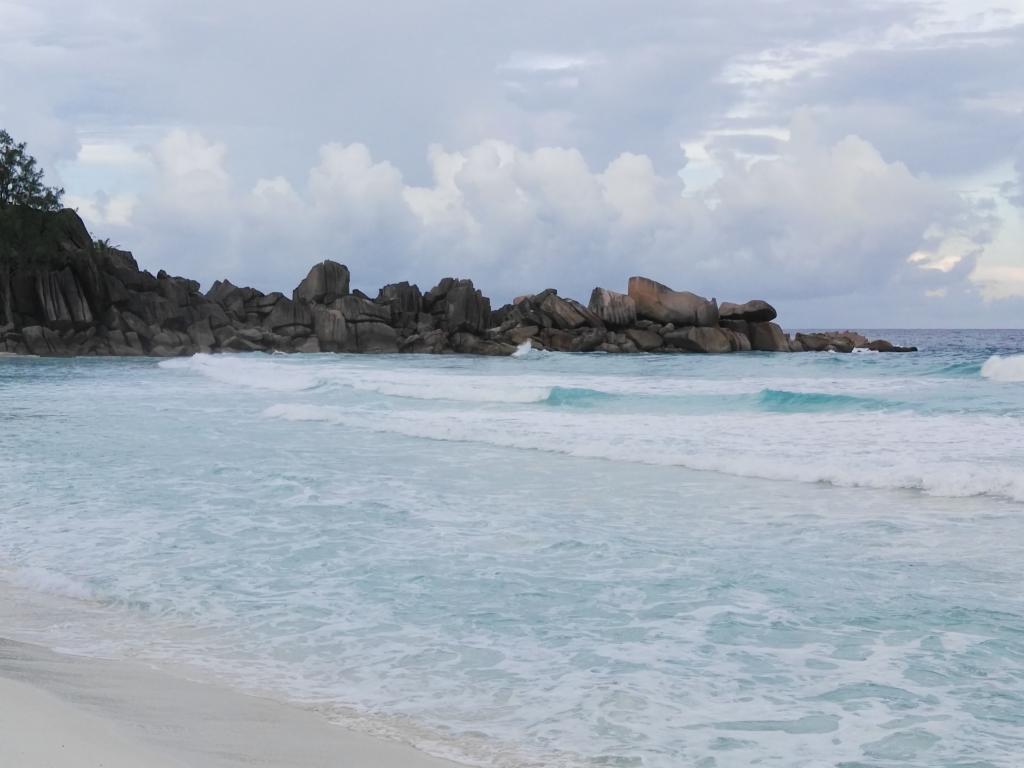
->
293, 336, 322, 354
867, 339, 917, 353
627, 276, 719, 327
719, 299, 777, 324
794, 332, 830, 352
22, 325, 62, 355
748, 322, 791, 352
376, 282, 422, 327
588, 287, 636, 328
56, 268, 94, 327
450, 332, 515, 356
334, 294, 391, 324
663, 326, 733, 353
444, 281, 490, 333
0, 206, 914, 358
293, 260, 350, 304
539, 292, 587, 330
265, 297, 313, 332
103, 273, 131, 306
187, 318, 216, 351
126, 291, 183, 330
722, 328, 752, 352
625, 327, 664, 351
400, 329, 450, 354
354, 321, 398, 353
221, 334, 264, 352
570, 328, 606, 352
157, 275, 194, 307
506, 325, 540, 344
542, 328, 576, 352
311, 306, 348, 350
34, 272, 73, 330
237, 327, 265, 344
102, 329, 144, 356
423, 277, 457, 311
206, 279, 247, 319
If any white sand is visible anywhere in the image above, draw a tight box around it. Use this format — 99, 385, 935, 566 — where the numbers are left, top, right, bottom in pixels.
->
0, 637, 465, 768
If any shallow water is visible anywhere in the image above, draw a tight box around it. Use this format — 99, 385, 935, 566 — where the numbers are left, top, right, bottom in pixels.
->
2, 330, 1023, 767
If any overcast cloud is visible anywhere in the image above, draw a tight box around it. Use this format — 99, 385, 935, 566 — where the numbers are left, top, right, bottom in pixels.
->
1, 0, 1021, 326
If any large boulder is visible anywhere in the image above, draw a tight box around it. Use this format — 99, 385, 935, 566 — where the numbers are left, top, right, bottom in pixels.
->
354, 321, 398, 353
34, 271, 74, 330
311, 306, 349, 350
102, 329, 145, 356
450, 332, 515, 356
206, 279, 247, 320
265, 297, 313, 336
722, 328, 752, 352
56, 268, 94, 328
588, 287, 636, 328
539, 292, 587, 330
22, 325, 62, 355
377, 282, 422, 327
400, 329, 450, 354
748, 322, 791, 352
444, 280, 491, 333
293, 260, 350, 304
625, 327, 664, 351
423, 277, 457, 311
794, 332, 830, 352
627, 276, 719, 327
663, 326, 734, 353
102, 273, 131, 306
334, 294, 391, 324
126, 291, 184, 330
719, 299, 777, 324
187, 318, 216, 351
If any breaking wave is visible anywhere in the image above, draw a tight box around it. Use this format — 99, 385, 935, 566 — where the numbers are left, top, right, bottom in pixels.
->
981, 354, 1024, 383
756, 389, 897, 412
261, 403, 1024, 503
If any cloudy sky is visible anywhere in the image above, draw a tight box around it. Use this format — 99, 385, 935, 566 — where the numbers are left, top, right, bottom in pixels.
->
2, 0, 1022, 326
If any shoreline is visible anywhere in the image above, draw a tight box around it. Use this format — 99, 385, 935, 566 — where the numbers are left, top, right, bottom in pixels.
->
0, 634, 467, 768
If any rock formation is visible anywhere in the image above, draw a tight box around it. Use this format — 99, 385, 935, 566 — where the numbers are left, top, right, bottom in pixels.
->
0, 207, 916, 357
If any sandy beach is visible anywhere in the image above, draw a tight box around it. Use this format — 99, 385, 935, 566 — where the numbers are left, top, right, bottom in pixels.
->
0, 636, 464, 768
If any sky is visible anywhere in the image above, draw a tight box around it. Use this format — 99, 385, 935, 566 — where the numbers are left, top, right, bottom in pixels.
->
1, 0, 1022, 327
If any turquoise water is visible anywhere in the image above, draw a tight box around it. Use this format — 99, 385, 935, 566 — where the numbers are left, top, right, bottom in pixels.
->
1, 330, 1023, 767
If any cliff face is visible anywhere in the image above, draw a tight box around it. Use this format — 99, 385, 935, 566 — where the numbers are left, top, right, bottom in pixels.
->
0, 208, 914, 357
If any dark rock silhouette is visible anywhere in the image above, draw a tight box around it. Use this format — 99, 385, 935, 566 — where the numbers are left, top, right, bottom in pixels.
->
0, 208, 916, 357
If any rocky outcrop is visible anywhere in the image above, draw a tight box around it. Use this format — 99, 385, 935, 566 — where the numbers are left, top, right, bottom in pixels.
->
588, 287, 636, 328
748, 322, 791, 352
628, 276, 719, 327
719, 299, 777, 324
0, 207, 916, 358
293, 260, 350, 304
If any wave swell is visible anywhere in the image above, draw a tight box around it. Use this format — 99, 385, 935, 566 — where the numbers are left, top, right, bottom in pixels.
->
981, 354, 1024, 383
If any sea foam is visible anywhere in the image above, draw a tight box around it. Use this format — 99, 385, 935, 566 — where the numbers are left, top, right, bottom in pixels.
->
980, 353, 1024, 382
4, 334, 1024, 768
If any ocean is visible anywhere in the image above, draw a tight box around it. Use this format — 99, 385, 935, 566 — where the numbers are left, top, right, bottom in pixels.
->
1, 329, 1023, 767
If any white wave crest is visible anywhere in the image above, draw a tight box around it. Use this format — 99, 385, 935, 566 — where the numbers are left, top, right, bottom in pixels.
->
4, 567, 96, 601
981, 354, 1024, 383
159, 354, 321, 392
512, 339, 533, 358
262, 403, 1024, 503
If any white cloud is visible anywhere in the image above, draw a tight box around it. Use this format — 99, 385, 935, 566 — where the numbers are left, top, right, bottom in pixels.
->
5, 0, 1021, 324
68, 116, 998, 327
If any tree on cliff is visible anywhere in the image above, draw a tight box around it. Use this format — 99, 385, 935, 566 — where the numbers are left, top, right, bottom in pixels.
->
0, 130, 64, 210
1, 129, 65, 326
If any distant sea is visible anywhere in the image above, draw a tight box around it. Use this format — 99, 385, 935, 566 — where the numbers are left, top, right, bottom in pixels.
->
2, 329, 1023, 767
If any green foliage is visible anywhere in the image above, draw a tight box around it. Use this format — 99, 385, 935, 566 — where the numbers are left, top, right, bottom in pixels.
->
0, 129, 64, 211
